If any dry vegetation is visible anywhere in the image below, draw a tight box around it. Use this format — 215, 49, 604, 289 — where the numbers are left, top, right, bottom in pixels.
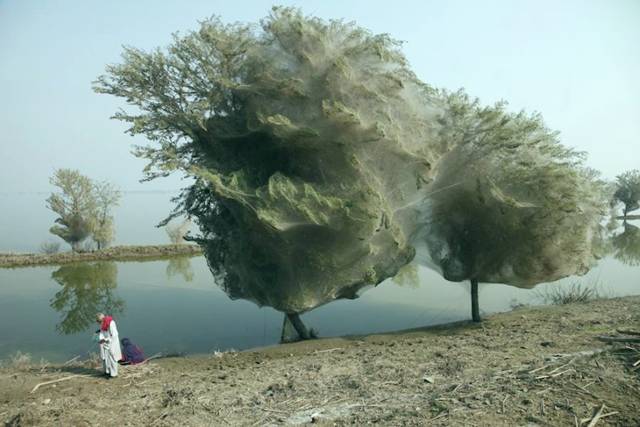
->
0, 245, 202, 268
1, 296, 639, 426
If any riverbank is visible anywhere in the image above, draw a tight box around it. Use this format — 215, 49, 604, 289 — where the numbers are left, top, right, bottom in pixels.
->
1, 296, 639, 426
0, 244, 203, 268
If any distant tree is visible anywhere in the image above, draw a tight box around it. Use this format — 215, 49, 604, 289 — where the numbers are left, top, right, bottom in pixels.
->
92, 181, 122, 249
613, 170, 640, 217
165, 219, 191, 244
40, 241, 61, 254
46, 169, 97, 252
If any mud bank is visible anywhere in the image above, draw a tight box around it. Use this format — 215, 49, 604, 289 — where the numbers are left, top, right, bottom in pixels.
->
0, 245, 203, 268
1, 296, 639, 426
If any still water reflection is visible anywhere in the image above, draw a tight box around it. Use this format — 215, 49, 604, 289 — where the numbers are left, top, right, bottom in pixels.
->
50, 262, 124, 334
0, 223, 638, 363
611, 222, 640, 266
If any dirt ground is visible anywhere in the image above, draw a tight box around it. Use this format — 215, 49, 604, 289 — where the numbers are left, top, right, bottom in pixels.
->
1, 296, 639, 426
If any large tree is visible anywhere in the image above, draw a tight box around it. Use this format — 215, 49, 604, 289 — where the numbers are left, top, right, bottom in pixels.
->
613, 169, 640, 217
420, 91, 608, 321
95, 8, 607, 336
47, 169, 97, 252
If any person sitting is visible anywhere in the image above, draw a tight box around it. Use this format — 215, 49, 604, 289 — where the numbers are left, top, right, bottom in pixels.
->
95, 313, 122, 379
119, 337, 146, 365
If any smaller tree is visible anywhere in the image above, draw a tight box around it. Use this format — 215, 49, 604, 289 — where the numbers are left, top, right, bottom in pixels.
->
46, 169, 97, 252
93, 181, 122, 249
613, 170, 640, 217
165, 219, 191, 244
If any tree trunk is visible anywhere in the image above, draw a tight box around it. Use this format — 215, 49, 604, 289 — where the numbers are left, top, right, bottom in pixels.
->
280, 314, 298, 343
470, 278, 480, 322
286, 313, 311, 340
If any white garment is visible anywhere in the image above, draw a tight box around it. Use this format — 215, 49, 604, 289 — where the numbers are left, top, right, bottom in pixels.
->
98, 320, 122, 377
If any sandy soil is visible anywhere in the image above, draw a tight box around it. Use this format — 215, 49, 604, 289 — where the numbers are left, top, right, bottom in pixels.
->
1, 296, 639, 426
0, 245, 203, 268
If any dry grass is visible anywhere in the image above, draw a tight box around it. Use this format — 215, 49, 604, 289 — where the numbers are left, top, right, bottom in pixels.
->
536, 280, 602, 305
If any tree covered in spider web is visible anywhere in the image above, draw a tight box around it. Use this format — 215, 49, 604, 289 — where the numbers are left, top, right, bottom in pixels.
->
416, 90, 609, 288
95, 7, 607, 325
95, 7, 452, 314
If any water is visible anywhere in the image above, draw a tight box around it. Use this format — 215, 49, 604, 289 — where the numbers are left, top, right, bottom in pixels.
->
0, 243, 638, 363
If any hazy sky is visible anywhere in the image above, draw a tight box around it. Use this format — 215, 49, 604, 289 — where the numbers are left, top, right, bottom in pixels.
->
1, 0, 638, 193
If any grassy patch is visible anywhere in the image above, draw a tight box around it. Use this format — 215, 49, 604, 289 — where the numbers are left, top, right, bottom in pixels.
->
536, 280, 602, 305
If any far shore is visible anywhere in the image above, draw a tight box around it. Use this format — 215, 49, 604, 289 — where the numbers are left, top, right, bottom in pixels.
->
0, 244, 203, 268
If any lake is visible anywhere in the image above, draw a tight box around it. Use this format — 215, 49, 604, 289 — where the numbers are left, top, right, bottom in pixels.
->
1, 233, 638, 363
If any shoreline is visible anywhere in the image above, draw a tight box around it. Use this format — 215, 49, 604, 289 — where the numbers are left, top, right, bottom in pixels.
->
0, 244, 203, 268
1, 295, 639, 425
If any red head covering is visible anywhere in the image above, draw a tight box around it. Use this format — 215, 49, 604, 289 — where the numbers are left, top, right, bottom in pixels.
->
100, 315, 113, 331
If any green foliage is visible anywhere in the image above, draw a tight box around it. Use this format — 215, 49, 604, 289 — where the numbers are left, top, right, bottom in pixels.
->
392, 263, 420, 289
613, 169, 640, 216
50, 262, 124, 334
96, 8, 608, 314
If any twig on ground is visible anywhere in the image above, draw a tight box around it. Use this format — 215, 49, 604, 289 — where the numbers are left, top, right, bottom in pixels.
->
585, 404, 605, 427
30, 374, 92, 393
62, 355, 81, 366
131, 353, 163, 367
150, 411, 168, 426
596, 336, 640, 343
616, 329, 640, 336
568, 382, 600, 400
581, 407, 618, 426
313, 348, 344, 354
429, 412, 449, 422
259, 407, 288, 414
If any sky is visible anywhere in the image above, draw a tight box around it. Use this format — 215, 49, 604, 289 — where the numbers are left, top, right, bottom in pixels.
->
0, 0, 638, 194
